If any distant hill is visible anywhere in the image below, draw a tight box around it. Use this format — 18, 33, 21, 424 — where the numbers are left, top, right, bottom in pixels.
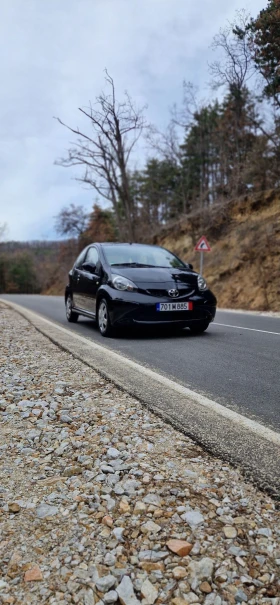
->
0, 240, 78, 294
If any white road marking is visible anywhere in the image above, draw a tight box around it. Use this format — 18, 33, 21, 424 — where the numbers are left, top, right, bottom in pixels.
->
2, 298, 280, 447
218, 308, 280, 318
215, 322, 280, 336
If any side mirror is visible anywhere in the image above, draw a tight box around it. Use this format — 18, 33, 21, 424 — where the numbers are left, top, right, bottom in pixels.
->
187, 263, 193, 271
82, 262, 96, 274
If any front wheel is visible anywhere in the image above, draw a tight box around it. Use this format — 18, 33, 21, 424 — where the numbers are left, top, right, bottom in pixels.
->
189, 321, 209, 334
66, 295, 79, 323
97, 299, 113, 337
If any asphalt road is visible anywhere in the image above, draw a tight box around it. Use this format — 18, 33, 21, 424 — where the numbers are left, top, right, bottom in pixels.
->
2, 294, 280, 433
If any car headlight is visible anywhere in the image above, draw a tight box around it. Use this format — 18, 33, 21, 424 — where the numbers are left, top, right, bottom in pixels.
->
197, 275, 207, 291
112, 275, 138, 292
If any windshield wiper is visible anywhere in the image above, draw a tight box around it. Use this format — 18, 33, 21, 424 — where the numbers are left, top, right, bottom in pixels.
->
110, 262, 156, 268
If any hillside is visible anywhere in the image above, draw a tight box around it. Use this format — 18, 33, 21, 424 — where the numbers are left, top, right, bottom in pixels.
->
153, 190, 280, 312
1, 191, 279, 311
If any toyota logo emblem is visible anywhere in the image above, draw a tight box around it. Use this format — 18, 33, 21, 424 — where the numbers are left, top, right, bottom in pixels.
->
168, 289, 179, 298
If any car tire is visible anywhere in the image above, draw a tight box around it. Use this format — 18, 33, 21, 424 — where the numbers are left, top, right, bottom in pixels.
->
66, 295, 79, 323
97, 298, 113, 337
189, 321, 209, 334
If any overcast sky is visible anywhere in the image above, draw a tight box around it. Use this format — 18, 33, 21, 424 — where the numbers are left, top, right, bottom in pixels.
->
0, 0, 265, 241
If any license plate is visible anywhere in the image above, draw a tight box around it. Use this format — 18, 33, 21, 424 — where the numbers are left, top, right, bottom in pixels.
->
156, 302, 193, 312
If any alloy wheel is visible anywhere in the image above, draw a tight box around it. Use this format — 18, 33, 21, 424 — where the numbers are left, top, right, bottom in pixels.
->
98, 301, 108, 334
66, 296, 72, 319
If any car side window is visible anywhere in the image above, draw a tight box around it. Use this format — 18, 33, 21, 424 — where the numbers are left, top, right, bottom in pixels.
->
73, 250, 86, 269
85, 247, 99, 266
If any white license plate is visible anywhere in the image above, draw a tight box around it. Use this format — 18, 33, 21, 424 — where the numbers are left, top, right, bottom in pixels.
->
156, 302, 193, 312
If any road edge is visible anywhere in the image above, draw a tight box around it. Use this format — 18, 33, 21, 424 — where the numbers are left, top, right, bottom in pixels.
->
218, 307, 280, 318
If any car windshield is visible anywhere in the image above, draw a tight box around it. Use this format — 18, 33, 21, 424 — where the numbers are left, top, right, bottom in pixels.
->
103, 244, 185, 269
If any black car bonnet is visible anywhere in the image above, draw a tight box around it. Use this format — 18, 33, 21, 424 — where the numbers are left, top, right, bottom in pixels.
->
110, 266, 198, 285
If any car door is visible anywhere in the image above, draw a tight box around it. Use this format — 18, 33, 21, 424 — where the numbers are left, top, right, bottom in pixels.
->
78, 246, 100, 315
71, 250, 87, 310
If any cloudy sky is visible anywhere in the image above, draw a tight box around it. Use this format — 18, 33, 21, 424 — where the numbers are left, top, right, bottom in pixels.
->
0, 0, 265, 241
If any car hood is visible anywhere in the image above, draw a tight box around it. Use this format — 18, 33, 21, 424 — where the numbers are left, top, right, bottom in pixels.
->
111, 266, 198, 285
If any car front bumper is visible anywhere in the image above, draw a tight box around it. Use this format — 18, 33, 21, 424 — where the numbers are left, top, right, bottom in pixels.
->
105, 290, 217, 328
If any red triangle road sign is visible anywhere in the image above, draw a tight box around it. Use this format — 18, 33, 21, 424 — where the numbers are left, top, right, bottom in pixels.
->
195, 235, 211, 252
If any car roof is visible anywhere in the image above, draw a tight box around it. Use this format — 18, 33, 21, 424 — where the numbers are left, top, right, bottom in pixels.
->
98, 242, 162, 248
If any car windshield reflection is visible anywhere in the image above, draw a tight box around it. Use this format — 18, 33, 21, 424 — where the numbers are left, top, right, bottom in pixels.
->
111, 262, 157, 267
103, 244, 185, 269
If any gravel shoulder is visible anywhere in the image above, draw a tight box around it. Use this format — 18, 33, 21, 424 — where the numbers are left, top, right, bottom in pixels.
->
0, 304, 279, 605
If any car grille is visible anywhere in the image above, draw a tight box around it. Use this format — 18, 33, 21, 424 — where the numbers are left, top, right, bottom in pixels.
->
145, 288, 194, 298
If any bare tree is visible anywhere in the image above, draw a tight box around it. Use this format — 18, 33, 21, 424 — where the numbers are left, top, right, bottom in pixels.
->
55, 71, 147, 240
209, 10, 254, 92
54, 204, 89, 238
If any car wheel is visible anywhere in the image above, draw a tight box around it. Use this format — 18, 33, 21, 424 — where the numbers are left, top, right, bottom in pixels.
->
97, 299, 113, 337
189, 321, 209, 334
66, 295, 79, 323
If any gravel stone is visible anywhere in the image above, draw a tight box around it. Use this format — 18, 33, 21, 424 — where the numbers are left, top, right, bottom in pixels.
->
107, 447, 121, 459
36, 503, 59, 518
59, 413, 72, 423
141, 520, 161, 534
104, 553, 116, 567
103, 590, 118, 603
95, 574, 116, 593
0, 304, 279, 604
181, 509, 204, 527
235, 588, 248, 602
117, 575, 140, 604
223, 525, 237, 538
188, 557, 215, 590
141, 578, 158, 604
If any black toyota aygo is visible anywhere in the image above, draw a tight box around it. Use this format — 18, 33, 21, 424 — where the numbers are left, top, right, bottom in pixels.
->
65, 242, 217, 337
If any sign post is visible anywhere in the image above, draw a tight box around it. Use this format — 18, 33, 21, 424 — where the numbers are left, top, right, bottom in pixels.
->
194, 235, 211, 275
200, 250, 204, 275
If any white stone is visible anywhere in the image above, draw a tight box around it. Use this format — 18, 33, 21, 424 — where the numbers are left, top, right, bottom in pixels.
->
95, 575, 116, 593
188, 557, 215, 590
141, 578, 158, 604
181, 593, 200, 604
116, 575, 140, 605
113, 527, 125, 542
204, 595, 222, 605
36, 503, 59, 518
17, 400, 34, 408
181, 509, 204, 527
104, 590, 118, 603
104, 553, 116, 567
141, 520, 161, 534
107, 447, 121, 459
26, 429, 41, 441
60, 414, 72, 423
223, 526, 237, 539
134, 501, 147, 514
143, 493, 162, 506
257, 527, 272, 537
83, 588, 95, 605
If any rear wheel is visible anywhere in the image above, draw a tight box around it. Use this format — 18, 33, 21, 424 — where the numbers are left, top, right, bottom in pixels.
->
66, 295, 79, 323
97, 299, 113, 337
189, 321, 209, 334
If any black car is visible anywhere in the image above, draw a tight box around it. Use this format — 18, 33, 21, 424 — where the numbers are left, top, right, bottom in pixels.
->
65, 242, 217, 337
